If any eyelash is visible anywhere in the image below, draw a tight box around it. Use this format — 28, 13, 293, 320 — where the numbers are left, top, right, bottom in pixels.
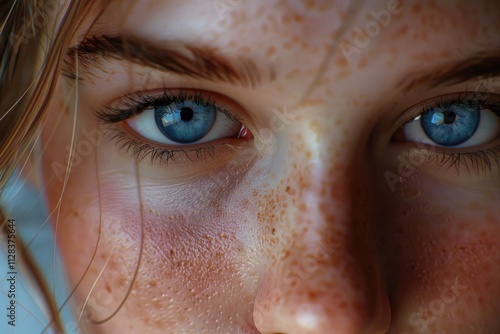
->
431, 146, 500, 175
407, 91, 500, 121
96, 88, 500, 173
398, 89, 500, 175
95, 90, 244, 165
95, 90, 241, 123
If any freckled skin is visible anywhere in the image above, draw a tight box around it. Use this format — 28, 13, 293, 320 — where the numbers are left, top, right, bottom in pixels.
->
39, 0, 500, 333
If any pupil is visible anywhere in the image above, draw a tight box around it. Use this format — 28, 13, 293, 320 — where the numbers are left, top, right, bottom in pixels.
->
443, 110, 456, 124
180, 107, 194, 121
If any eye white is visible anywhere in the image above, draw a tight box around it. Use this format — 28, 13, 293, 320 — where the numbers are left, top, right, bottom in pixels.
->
126, 108, 242, 145
403, 108, 500, 148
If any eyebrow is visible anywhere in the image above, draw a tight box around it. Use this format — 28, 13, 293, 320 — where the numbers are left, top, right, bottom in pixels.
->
65, 35, 499, 94
399, 52, 500, 92
63, 35, 275, 87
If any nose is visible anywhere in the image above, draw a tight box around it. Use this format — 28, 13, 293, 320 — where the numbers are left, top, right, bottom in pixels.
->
252, 147, 391, 334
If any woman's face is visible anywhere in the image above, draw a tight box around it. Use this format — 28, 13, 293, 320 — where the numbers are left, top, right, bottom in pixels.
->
40, 0, 500, 333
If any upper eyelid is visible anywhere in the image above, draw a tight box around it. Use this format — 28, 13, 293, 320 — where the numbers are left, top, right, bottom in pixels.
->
94, 89, 244, 125
391, 74, 500, 119
400, 90, 500, 127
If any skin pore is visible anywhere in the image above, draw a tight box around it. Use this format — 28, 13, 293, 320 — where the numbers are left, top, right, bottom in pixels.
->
38, 0, 500, 333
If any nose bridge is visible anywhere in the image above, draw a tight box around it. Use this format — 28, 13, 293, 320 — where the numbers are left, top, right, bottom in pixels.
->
289, 136, 360, 258
252, 139, 391, 333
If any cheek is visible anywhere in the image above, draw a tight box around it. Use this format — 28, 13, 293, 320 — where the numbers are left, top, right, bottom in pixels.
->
373, 172, 500, 332
44, 172, 262, 332
41, 117, 267, 333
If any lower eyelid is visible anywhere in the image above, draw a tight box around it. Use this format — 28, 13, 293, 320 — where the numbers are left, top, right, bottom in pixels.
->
385, 140, 500, 180
424, 147, 500, 181
107, 125, 253, 166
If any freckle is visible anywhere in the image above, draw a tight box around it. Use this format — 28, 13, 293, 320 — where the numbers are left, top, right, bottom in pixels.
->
326, 214, 336, 224
335, 70, 351, 80
228, 40, 237, 47
305, 151, 312, 159
310, 120, 320, 133
395, 25, 409, 38
294, 14, 304, 22
299, 175, 311, 190
319, 202, 328, 214
282, 250, 291, 260
299, 203, 307, 212
357, 57, 367, 70
335, 56, 348, 67
412, 3, 422, 13
267, 46, 276, 58
283, 42, 293, 50
285, 69, 301, 80
301, 0, 315, 10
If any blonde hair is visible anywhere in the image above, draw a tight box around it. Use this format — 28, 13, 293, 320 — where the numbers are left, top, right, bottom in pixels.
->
0, 1, 97, 332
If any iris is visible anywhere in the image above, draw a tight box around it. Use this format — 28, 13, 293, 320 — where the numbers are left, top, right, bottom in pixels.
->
421, 104, 480, 146
154, 100, 216, 143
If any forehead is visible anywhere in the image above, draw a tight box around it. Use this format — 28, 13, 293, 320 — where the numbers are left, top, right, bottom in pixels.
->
72, 0, 500, 113
102, 0, 349, 30
83, 0, 499, 64
93, 0, 497, 34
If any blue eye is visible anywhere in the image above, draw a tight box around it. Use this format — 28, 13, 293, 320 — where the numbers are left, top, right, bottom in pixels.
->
125, 92, 244, 146
403, 96, 500, 148
420, 105, 480, 146
154, 101, 216, 144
